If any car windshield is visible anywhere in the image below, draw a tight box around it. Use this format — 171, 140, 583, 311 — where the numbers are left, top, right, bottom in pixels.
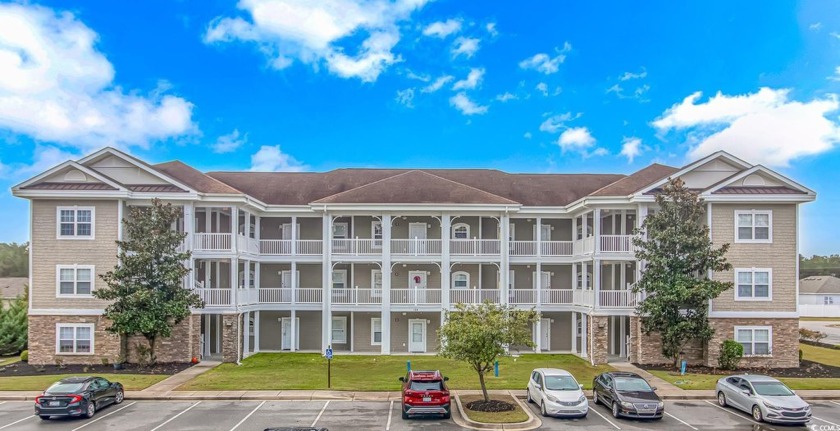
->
47, 382, 85, 393
544, 375, 579, 391
410, 380, 443, 391
614, 377, 652, 392
752, 381, 794, 396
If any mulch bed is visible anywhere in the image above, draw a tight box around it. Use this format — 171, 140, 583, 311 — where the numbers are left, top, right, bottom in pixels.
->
0, 361, 193, 377
465, 399, 515, 413
637, 359, 840, 378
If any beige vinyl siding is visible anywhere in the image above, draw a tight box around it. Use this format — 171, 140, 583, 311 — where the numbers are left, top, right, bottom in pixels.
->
711, 204, 796, 312
351, 312, 382, 352
260, 216, 323, 240
545, 312, 573, 351
256, 310, 322, 351
391, 264, 441, 289
258, 263, 322, 288
391, 216, 441, 239
509, 265, 573, 290
31, 200, 119, 310
390, 312, 441, 353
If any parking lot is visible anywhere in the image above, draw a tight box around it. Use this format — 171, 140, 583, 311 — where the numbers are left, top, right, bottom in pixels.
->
1, 399, 839, 431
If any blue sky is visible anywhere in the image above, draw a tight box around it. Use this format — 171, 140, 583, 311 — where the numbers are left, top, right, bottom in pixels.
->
0, 0, 839, 255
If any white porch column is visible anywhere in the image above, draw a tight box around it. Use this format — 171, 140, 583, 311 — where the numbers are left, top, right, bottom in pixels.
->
593, 208, 601, 254
535, 261, 542, 307
594, 260, 601, 308
572, 216, 578, 241
230, 258, 238, 307
441, 214, 451, 311
534, 318, 542, 352
244, 311, 250, 356
350, 311, 355, 353
231, 207, 239, 254
291, 309, 297, 352
291, 261, 297, 306
536, 217, 542, 257
500, 213, 510, 305
381, 215, 392, 354
254, 310, 261, 353
571, 312, 578, 354
620, 316, 627, 359
572, 263, 578, 290
322, 213, 332, 353
291, 216, 298, 255
581, 313, 588, 358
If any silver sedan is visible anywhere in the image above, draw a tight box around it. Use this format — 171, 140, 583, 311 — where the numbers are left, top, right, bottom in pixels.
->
715, 374, 811, 425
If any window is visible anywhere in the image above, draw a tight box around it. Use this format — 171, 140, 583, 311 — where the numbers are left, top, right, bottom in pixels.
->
825, 296, 835, 305
332, 317, 347, 344
734, 269, 772, 301
57, 207, 94, 239
332, 270, 347, 290
452, 223, 469, 239
735, 210, 772, 243
452, 271, 469, 289
56, 323, 94, 354
371, 270, 382, 298
735, 326, 772, 356
332, 222, 348, 239
56, 265, 94, 297
371, 318, 382, 345
371, 221, 382, 248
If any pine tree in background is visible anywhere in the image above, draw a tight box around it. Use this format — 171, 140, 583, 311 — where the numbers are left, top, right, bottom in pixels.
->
0, 289, 28, 355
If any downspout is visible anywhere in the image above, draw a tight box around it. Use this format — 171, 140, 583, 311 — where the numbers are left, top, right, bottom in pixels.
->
236, 312, 242, 365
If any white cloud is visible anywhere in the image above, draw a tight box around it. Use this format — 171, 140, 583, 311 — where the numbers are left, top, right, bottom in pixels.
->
204, 0, 428, 82
422, 19, 461, 38
406, 70, 430, 81
809, 22, 822, 30
829, 66, 840, 81
536, 82, 548, 96
250, 145, 307, 171
449, 92, 488, 115
831, 32, 840, 39
653, 88, 840, 167
539, 112, 580, 133
421, 75, 453, 93
395, 88, 415, 107
16, 145, 81, 176
495, 92, 517, 102
451, 37, 480, 58
452, 68, 484, 90
0, 3, 197, 155
523, 132, 532, 139
558, 127, 595, 150
620, 137, 644, 163
486, 22, 498, 37
213, 129, 247, 153
518, 42, 571, 74
607, 83, 649, 101
619, 68, 647, 81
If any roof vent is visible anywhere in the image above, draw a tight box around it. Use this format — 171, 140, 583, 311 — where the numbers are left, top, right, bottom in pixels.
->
742, 174, 765, 186
64, 170, 87, 182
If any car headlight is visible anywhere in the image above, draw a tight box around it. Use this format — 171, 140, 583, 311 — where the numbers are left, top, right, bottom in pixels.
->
578, 395, 587, 404
545, 394, 558, 403
762, 401, 782, 410
657, 401, 664, 409
620, 401, 634, 409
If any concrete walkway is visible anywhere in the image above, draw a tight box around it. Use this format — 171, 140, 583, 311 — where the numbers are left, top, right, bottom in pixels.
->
608, 361, 685, 396
141, 360, 221, 393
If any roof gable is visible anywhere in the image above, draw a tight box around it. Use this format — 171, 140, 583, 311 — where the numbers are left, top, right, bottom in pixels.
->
78, 147, 194, 193
703, 165, 815, 196
636, 151, 752, 196
14, 160, 126, 192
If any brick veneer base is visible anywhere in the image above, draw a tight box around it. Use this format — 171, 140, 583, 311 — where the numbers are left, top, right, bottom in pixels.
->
588, 316, 609, 365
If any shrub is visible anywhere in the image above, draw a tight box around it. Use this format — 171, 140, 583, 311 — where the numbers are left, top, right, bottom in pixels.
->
19, 350, 28, 362
799, 349, 803, 363
799, 328, 827, 343
718, 340, 744, 370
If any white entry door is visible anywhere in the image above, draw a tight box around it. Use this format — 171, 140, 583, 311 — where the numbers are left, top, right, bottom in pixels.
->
409, 319, 427, 352
408, 223, 427, 254
541, 318, 551, 351
281, 317, 300, 350
409, 271, 427, 303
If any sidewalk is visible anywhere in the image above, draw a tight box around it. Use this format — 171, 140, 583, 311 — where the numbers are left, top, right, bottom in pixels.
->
142, 360, 222, 393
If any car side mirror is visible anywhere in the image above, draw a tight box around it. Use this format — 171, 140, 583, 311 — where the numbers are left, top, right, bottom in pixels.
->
741, 389, 751, 396
399, 377, 405, 383
651, 386, 657, 391
534, 383, 541, 390
579, 384, 584, 390
444, 377, 449, 382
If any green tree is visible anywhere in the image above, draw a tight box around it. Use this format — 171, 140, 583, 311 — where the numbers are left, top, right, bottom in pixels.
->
94, 199, 203, 365
632, 177, 732, 367
438, 302, 538, 402
0, 289, 28, 355
0, 242, 28, 277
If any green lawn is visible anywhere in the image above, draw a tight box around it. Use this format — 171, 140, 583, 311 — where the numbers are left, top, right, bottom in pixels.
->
800, 317, 840, 322
179, 353, 611, 391
0, 356, 20, 367
459, 394, 529, 423
0, 374, 168, 391
801, 343, 840, 366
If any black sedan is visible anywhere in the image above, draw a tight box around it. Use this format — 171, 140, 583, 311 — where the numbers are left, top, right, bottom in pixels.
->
592, 372, 664, 420
34, 376, 124, 420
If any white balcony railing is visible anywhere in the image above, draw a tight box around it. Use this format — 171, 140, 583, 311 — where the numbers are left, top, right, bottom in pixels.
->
259, 287, 292, 303
237, 235, 260, 254
331, 288, 383, 305
193, 233, 232, 251
510, 241, 574, 257
259, 239, 323, 255
450, 289, 501, 304
331, 239, 381, 256
574, 289, 594, 307
391, 239, 442, 256
509, 289, 537, 304
195, 288, 232, 307
391, 288, 442, 305
599, 290, 637, 308
542, 241, 574, 256
600, 235, 634, 253
573, 237, 595, 255
541, 289, 573, 305
450, 239, 501, 256
296, 288, 322, 304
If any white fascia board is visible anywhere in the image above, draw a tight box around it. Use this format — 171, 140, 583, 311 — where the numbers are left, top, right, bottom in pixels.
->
703, 195, 815, 203
12, 189, 203, 201
702, 165, 816, 196
29, 308, 105, 316
634, 151, 753, 197
310, 204, 522, 213
78, 147, 197, 194
13, 160, 128, 192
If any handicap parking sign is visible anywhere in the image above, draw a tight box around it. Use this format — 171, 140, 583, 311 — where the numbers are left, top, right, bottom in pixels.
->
325, 347, 333, 360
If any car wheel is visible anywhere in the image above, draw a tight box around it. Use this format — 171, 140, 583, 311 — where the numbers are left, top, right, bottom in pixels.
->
717, 392, 727, 407
540, 401, 548, 417
611, 402, 620, 419
526, 389, 532, 404
85, 402, 96, 419
39, 415, 50, 420
402, 409, 409, 420
443, 411, 451, 420
115, 390, 124, 404
752, 405, 763, 422
592, 391, 599, 405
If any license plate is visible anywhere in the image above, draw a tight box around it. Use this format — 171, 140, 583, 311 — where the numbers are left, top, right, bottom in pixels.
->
423, 397, 431, 402
48, 401, 59, 407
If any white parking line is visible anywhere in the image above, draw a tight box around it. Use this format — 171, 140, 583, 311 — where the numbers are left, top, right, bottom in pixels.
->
311, 400, 329, 428
229, 400, 265, 431
149, 401, 201, 431
71, 402, 136, 431
702, 401, 774, 430
589, 406, 621, 430
665, 411, 699, 430
386, 400, 394, 431
813, 416, 840, 427
0, 415, 33, 430
831, 401, 840, 407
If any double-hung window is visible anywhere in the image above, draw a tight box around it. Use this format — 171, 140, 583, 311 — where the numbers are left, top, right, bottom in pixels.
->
372, 221, 382, 248
735, 326, 771, 356
57, 207, 94, 239
371, 318, 382, 345
452, 271, 469, 289
734, 268, 771, 301
735, 210, 771, 243
56, 323, 94, 354
331, 316, 347, 344
57, 265, 94, 297
452, 223, 469, 239
826, 297, 835, 305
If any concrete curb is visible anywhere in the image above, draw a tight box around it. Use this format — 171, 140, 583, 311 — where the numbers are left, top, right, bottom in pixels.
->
452, 392, 541, 431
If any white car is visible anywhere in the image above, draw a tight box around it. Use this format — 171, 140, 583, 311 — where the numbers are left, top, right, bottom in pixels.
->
526, 368, 588, 418
715, 374, 811, 425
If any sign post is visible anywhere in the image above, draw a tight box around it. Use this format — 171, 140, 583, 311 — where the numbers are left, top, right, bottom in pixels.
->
325, 345, 334, 388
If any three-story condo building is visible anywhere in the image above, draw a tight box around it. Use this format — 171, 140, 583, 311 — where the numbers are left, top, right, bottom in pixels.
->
13, 148, 814, 367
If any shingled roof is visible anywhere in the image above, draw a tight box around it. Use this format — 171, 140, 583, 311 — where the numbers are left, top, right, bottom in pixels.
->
154, 161, 242, 194
800, 276, 840, 294
589, 164, 679, 197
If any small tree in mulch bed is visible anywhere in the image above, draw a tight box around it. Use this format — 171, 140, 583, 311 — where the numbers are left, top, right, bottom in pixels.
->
438, 301, 538, 410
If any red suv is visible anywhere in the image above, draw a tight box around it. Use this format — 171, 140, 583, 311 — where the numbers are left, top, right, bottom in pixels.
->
399, 370, 451, 419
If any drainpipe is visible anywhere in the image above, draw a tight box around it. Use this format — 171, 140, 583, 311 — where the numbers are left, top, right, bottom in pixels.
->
236, 312, 242, 365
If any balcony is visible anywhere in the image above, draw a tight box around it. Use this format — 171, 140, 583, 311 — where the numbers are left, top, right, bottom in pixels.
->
237, 234, 260, 254
391, 239, 442, 257
259, 239, 323, 256
193, 233, 232, 251
331, 288, 383, 305
195, 288, 232, 307
450, 239, 500, 257
598, 290, 637, 308
509, 241, 574, 257
332, 239, 382, 257
391, 288, 442, 305
572, 237, 595, 255
450, 289, 501, 304
600, 235, 634, 253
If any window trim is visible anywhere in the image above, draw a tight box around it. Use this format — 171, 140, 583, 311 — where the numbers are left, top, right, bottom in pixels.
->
56, 206, 96, 240
734, 268, 772, 301
371, 269, 382, 298
332, 269, 347, 290
55, 323, 95, 355
371, 317, 382, 346
734, 210, 772, 244
331, 316, 347, 344
734, 325, 772, 357
452, 223, 470, 240
371, 220, 383, 249
452, 271, 470, 290
56, 264, 95, 298
825, 296, 835, 305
